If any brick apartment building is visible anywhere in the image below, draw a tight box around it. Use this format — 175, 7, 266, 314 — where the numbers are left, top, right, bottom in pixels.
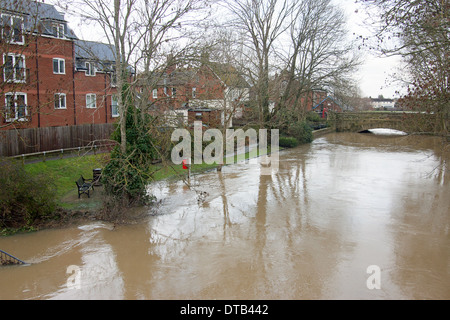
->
0, 0, 119, 130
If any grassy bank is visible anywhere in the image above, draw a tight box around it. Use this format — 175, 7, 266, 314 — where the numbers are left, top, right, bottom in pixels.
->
2, 143, 285, 235
22, 144, 275, 209
24, 154, 108, 201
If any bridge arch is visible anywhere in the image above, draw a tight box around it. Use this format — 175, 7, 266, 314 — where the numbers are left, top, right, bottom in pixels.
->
332, 112, 437, 134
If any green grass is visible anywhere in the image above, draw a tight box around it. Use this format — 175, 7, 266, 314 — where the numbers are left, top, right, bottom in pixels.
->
24, 154, 107, 201
23, 145, 278, 210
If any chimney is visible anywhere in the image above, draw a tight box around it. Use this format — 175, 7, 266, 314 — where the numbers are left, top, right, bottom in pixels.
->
166, 54, 176, 74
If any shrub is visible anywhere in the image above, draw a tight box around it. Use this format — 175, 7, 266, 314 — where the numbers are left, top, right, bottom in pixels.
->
0, 158, 57, 229
287, 121, 313, 144
279, 136, 299, 148
306, 111, 321, 122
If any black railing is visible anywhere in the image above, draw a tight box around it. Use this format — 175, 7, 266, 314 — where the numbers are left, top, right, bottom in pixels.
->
0, 249, 27, 266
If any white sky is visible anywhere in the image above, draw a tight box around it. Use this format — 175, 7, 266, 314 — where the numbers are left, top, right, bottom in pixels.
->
337, 0, 405, 99
55, 0, 406, 99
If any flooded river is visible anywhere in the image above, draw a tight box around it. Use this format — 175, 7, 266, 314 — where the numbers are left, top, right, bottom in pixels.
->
1, 132, 449, 300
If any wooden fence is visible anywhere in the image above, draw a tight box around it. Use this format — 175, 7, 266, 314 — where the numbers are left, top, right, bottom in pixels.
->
0, 123, 116, 157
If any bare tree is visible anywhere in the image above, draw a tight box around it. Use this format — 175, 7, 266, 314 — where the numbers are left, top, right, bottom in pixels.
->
65, 0, 209, 152
272, 0, 360, 124
360, 0, 449, 134
57, 0, 210, 205
221, 0, 296, 127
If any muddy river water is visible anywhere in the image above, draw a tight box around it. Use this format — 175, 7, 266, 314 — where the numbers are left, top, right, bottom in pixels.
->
1, 132, 449, 300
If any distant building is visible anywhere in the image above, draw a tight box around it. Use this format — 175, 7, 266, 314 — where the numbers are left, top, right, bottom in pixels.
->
148, 57, 250, 128
312, 95, 344, 118
370, 97, 396, 110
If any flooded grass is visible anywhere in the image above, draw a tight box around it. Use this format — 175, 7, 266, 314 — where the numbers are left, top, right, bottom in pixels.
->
21, 145, 275, 213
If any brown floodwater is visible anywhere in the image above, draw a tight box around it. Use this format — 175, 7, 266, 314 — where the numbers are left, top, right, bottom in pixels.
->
1, 132, 449, 300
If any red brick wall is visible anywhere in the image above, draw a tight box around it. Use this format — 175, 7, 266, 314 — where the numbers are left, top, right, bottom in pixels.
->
149, 65, 225, 111
1, 34, 119, 130
35, 36, 76, 127
74, 70, 118, 125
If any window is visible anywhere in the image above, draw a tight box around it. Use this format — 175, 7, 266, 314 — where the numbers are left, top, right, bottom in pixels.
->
5, 93, 27, 122
52, 23, 65, 39
111, 95, 119, 117
1, 14, 24, 45
152, 89, 158, 99
86, 94, 96, 109
53, 58, 65, 74
3, 54, 26, 83
192, 87, 197, 99
54, 93, 66, 109
85, 62, 95, 76
171, 87, 177, 97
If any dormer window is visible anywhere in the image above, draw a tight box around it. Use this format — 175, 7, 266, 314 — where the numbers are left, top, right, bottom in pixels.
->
85, 62, 96, 76
1, 14, 24, 45
52, 23, 65, 39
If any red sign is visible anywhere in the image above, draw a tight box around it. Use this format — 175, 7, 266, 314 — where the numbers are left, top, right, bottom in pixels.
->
182, 159, 188, 170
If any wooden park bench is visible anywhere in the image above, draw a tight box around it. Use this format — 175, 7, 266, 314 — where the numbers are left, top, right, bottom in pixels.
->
75, 175, 94, 198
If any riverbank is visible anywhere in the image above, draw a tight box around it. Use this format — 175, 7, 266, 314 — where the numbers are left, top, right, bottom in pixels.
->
1, 141, 284, 235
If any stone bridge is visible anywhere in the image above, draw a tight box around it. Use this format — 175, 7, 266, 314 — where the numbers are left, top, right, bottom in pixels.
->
330, 111, 442, 134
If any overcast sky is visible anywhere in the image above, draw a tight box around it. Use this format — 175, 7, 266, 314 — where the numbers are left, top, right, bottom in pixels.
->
337, 0, 405, 99
60, 0, 406, 99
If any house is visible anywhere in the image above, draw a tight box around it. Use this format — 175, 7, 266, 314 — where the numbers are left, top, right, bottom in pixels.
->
1, 0, 120, 129
268, 71, 343, 119
370, 97, 396, 110
312, 95, 344, 118
148, 56, 250, 128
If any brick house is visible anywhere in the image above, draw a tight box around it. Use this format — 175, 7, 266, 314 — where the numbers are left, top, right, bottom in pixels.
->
149, 57, 250, 128
311, 94, 343, 118
0, 0, 119, 130
269, 71, 343, 119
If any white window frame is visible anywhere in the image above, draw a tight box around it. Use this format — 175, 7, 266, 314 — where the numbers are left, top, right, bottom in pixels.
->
192, 87, 197, 99
53, 58, 65, 74
86, 94, 97, 109
52, 23, 65, 39
4, 92, 28, 122
1, 14, 24, 45
152, 89, 158, 99
3, 53, 26, 83
54, 93, 66, 109
85, 62, 96, 76
111, 95, 119, 117
171, 87, 176, 98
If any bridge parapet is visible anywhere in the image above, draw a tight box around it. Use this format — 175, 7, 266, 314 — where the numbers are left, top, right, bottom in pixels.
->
333, 112, 439, 133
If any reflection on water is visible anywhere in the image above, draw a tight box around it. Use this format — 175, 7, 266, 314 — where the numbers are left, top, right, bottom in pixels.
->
1, 133, 449, 299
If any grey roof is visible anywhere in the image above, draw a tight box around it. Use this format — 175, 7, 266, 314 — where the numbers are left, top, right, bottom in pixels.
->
74, 39, 136, 74
75, 40, 116, 62
1, 0, 77, 39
